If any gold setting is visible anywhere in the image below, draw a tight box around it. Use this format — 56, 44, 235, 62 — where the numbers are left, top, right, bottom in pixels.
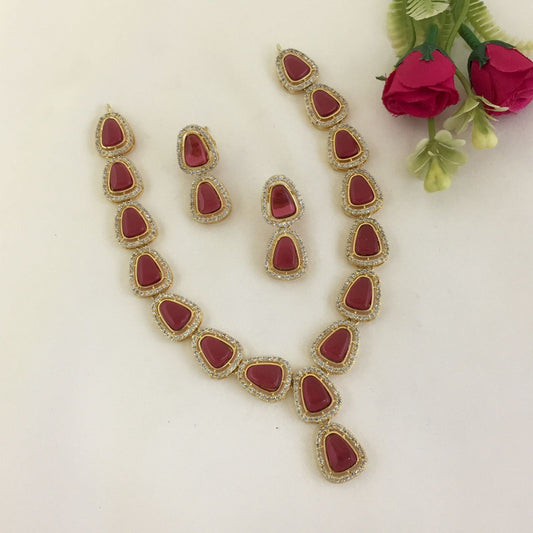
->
262, 175, 304, 226
316, 423, 367, 483
346, 218, 389, 268
311, 320, 359, 374
190, 176, 232, 224
337, 270, 381, 322
265, 228, 307, 280
293, 368, 341, 423
304, 84, 348, 129
102, 157, 143, 203
129, 248, 173, 297
341, 170, 383, 217
152, 293, 202, 342
177, 125, 219, 176
327, 123, 369, 170
275, 47, 319, 92
95, 109, 135, 158
191, 328, 243, 379
115, 201, 157, 249
237, 357, 292, 402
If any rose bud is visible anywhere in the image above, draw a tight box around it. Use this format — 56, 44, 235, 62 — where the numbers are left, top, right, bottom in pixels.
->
382, 25, 460, 118
469, 42, 533, 116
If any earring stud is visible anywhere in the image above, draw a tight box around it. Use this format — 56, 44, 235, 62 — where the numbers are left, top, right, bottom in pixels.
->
177, 125, 232, 224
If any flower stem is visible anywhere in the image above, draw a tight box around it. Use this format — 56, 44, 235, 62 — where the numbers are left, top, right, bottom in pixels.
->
428, 117, 436, 139
444, 0, 471, 54
454, 68, 472, 94
459, 24, 482, 50
426, 24, 439, 46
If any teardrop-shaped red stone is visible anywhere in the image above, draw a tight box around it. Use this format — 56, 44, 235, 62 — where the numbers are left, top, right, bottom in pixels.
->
320, 328, 352, 363
283, 54, 311, 81
312, 90, 340, 118
325, 433, 358, 472
109, 162, 134, 192
159, 300, 192, 332
121, 207, 147, 238
184, 133, 208, 167
334, 129, 360, 159
200, 336, 234, 368
345, 276, 373, 311
101, 118, 124, 147
349, 175, 375, 205
273, 236, 299, 271
355, 224, 380, 256
270, 184, 296, 219
136, 254, 162, 287
302, 375, 332, 413
197, 181, 222, 214
246, 364, 283, 392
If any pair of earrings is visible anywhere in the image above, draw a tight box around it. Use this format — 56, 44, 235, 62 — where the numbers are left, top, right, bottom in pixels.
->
96, 107, 306, 281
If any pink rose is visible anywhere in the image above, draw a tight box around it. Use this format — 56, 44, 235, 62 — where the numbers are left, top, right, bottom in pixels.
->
382, 49, 460, 118
470, 43, 533, 116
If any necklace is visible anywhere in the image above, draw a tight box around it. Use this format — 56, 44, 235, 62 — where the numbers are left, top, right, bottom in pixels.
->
93, 47, 389, 483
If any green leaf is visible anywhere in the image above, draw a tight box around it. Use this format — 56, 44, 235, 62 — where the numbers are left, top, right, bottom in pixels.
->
467, 0, 533, 53
406, 0, 449, 21
387, 0, 416, 57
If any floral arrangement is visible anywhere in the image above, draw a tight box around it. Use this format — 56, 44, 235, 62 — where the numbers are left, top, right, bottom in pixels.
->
382, 0, 533, 192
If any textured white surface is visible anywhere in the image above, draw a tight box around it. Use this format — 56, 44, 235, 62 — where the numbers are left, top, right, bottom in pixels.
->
1, 1, 533, 531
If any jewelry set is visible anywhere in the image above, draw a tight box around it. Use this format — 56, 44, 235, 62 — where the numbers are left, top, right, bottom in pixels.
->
93, 46, 389, 483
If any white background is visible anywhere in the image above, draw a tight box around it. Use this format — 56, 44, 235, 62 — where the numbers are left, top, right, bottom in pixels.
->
1, 1, 532, 531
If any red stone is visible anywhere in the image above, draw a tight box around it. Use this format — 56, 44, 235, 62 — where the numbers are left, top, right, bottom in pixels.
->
312, 90, 340, 118
302, 375, 332, 413
246, 364, 283, 392
200, 335, 234, 368
270, 184, 296, 219
101, 118, 124, 147
159, 300, 192, 332
196, 181, 222, 214
345, 276, 373, 311
325, 433, 358, 472
109, 162, 134, 192
121, 207, 147, 238
334, 129, 361, 159
320, 328, 352, 364
273, 236, 299, 271
283, 54, 311, 81
136, 254, 162, 287
349, 175, 375, 206
355, 224, 380, 256
184, 133, 208, 167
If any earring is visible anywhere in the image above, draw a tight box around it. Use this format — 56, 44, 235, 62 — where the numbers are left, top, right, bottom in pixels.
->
177, 125, 232, 224
262, 175, 307, 280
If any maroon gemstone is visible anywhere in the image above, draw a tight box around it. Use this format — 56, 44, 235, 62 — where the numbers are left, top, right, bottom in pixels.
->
200, 336, 234, 368
273, 236, 299, 271
197, 181, 222, 214
270, 184, 296, 219
302, 375, 332, 413
325, 433, 358, 472
349, 175, 375, 206
101, 118, 124, 147
312, 90, 340, 118
335, 129, 360, 159
283, 54, 311, 81
320, 328, 352, 364
184, 133, 208, 167
355, 224, 380, 256
345, 276, 373, 311
121, 207, 147, 238
136, 254, 162, 287
246, 364, 283, 392
159, 300, 192, 332
109, 162, 134, 192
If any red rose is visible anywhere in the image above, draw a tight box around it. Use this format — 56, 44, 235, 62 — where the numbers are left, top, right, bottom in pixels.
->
382, 49, 460, 118
470, 43, 533, 116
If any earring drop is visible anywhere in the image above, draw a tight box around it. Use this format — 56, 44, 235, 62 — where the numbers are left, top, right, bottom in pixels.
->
177, 125, 232, 224
262, 175, 307, 280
